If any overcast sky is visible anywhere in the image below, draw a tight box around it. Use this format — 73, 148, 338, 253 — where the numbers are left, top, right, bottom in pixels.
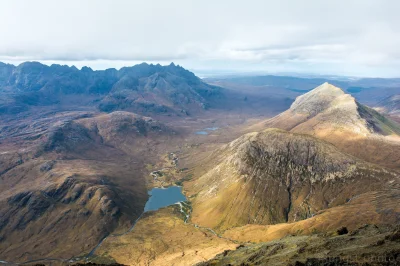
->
1, 0, 399, 77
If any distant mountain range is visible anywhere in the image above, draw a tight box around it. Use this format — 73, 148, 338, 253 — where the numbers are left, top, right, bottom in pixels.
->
0, 61, 220, 115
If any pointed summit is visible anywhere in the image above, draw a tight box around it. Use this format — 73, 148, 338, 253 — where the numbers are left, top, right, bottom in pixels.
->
313, 82, 345, 94
309, 82, 347, 100
289, 82, 348, 116
268, 82, 399, 136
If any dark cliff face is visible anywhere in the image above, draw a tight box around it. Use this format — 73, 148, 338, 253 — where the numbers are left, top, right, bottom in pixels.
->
232, 130, 362, 224
0, 61, 221, 115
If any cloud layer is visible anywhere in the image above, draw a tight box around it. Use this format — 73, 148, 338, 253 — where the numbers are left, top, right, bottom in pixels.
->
1, 0, 399, 77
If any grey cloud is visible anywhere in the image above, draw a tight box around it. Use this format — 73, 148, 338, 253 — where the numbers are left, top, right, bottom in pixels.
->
0, 0, 399, 77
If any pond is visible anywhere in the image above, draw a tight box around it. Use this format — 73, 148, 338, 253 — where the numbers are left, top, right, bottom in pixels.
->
204, 127, 219, 131
144, 186, 187, 212
195, 127, 220, 135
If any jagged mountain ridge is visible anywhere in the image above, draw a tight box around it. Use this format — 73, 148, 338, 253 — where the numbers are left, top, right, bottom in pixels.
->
0, 61, 220, 115
188, 128, 398, 231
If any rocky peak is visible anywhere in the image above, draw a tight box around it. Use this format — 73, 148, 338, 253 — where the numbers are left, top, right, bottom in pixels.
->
312, 82, 345, 95
262, 82, 400, 168
289, 82, 352, 117
190, 128, 396, 229
274, 82, 400, 136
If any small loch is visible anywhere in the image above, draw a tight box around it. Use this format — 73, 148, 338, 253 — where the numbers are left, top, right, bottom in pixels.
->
195, 127, 220, 135
144, 186, 187, 212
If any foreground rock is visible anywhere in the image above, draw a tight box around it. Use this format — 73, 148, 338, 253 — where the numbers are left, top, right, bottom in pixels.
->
197, 224, 400, 266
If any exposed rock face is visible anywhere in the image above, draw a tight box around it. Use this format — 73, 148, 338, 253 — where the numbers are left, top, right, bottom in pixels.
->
190, 129, 398, 230
0, 61, 220, 116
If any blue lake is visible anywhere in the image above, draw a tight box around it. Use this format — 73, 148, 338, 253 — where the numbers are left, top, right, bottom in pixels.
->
144, 186, 187, 212
195, 131, 209, 135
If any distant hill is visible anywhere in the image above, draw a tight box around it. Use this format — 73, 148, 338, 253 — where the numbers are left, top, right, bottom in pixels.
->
0, 61, 221, 116
264, 83, 400, 136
